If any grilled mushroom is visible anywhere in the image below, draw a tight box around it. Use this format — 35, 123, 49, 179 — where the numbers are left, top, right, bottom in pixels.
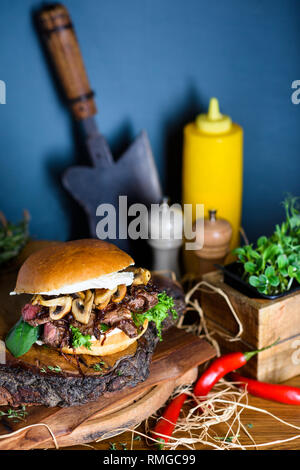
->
72, 289, 94, 324
131, 268, 151, 286
31, 295, 42, 305
32, 295, 72, 320
112, 284, 127, 303
75, 291, 85, 300
94, 287, 117, 310
49, 297, 72, 320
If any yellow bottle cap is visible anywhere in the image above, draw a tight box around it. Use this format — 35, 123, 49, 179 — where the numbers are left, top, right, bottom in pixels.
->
196, 97, 232, 134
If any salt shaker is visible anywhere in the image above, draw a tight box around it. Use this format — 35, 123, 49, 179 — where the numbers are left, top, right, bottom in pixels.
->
147, 198, 183, 278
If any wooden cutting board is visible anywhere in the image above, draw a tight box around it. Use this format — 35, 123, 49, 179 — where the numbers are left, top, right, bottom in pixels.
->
0, 328, 215, 449
0, 242, 216, 449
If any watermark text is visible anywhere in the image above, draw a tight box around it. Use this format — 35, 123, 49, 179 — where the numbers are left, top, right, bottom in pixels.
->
0, 80, 6, 104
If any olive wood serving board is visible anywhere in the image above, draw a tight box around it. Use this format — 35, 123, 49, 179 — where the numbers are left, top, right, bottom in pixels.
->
0, 329, 215, 449
0, 246, 216, 449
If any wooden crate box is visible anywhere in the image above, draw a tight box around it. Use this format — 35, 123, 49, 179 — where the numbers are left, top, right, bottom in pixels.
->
201, 271, 300, 383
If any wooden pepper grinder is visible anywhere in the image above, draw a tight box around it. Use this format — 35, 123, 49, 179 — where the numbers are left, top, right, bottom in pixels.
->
193, 209, 232, 278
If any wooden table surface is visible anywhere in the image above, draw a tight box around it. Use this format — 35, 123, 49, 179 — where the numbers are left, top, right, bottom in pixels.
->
1, 243, 300, 451
64, 374, 300, 451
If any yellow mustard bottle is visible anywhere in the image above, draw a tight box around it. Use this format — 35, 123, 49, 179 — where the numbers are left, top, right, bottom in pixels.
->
182, 97, 243, 253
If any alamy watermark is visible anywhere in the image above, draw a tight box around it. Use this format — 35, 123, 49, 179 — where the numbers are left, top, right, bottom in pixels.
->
95, 196, 204, 250
0, 340, 5, 364
291, 339, 300, 365
0, 80, 6, 104
291, 80, 300, 104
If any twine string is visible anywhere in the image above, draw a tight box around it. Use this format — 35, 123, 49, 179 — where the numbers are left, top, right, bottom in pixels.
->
0, 423, 58, 449
0, 274, 298, 450
184, 280, 243, 343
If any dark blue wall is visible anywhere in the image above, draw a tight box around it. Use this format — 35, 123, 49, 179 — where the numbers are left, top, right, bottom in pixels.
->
0, 0, 299, 242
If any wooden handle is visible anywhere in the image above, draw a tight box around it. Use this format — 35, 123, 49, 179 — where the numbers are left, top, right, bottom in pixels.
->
37, 3, 97, 120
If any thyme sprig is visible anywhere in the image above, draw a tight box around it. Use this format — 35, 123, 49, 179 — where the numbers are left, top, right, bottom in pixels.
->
0, 405, 27, 422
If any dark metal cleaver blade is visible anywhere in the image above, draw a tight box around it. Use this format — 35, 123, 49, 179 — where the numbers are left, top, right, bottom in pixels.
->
63, 130, 162, 253
81, 116, 113, 168
37, 3, 163, 256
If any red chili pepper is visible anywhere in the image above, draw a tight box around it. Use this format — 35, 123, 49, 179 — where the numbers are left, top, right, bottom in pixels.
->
193, 349, 261, 396
152, 392, 188, 449
152, 341, 277, 448
231, 372, 300, 405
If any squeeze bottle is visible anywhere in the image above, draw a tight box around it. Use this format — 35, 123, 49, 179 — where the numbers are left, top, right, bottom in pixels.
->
182, 98, 243, 256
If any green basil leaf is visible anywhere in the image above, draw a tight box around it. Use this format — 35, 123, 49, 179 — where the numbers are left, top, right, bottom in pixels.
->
5, 319, 40, 357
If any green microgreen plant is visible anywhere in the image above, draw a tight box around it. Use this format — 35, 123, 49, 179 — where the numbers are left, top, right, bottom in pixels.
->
0, 210, 29, 265
233, 196, 300, 296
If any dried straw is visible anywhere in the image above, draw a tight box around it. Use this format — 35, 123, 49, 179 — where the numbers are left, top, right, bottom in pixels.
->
0, 278, 299, 451
145, 280, 300, 450
0, 423, 58, 449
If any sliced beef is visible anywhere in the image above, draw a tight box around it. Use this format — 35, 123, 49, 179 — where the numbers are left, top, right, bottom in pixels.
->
100, 306, 138, 338
26, 309, 51, 327
127, 296, 145, 311
102, 306, 132, 324
0, 321, 159, 407
65, 284, 157, 341
69, 312, 96, 337
21, 303, 40, 322
141, 290, 158, 309
20, 282, 161, 350
117, 318, 139, 338
43, 322, 66, 348
0, 275, 185, 408
127, 288, 158, 311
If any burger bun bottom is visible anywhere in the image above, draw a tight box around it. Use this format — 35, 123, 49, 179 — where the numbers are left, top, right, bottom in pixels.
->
61, 320, 148, 356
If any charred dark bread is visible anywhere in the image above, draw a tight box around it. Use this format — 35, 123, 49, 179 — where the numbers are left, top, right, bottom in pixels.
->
0, 274, 185, 407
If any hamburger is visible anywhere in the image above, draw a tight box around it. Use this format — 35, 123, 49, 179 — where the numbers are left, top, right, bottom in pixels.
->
6, 239, 177, 362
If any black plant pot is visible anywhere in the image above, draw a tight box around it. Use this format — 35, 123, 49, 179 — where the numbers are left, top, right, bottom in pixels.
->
218, 262, 300, 300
